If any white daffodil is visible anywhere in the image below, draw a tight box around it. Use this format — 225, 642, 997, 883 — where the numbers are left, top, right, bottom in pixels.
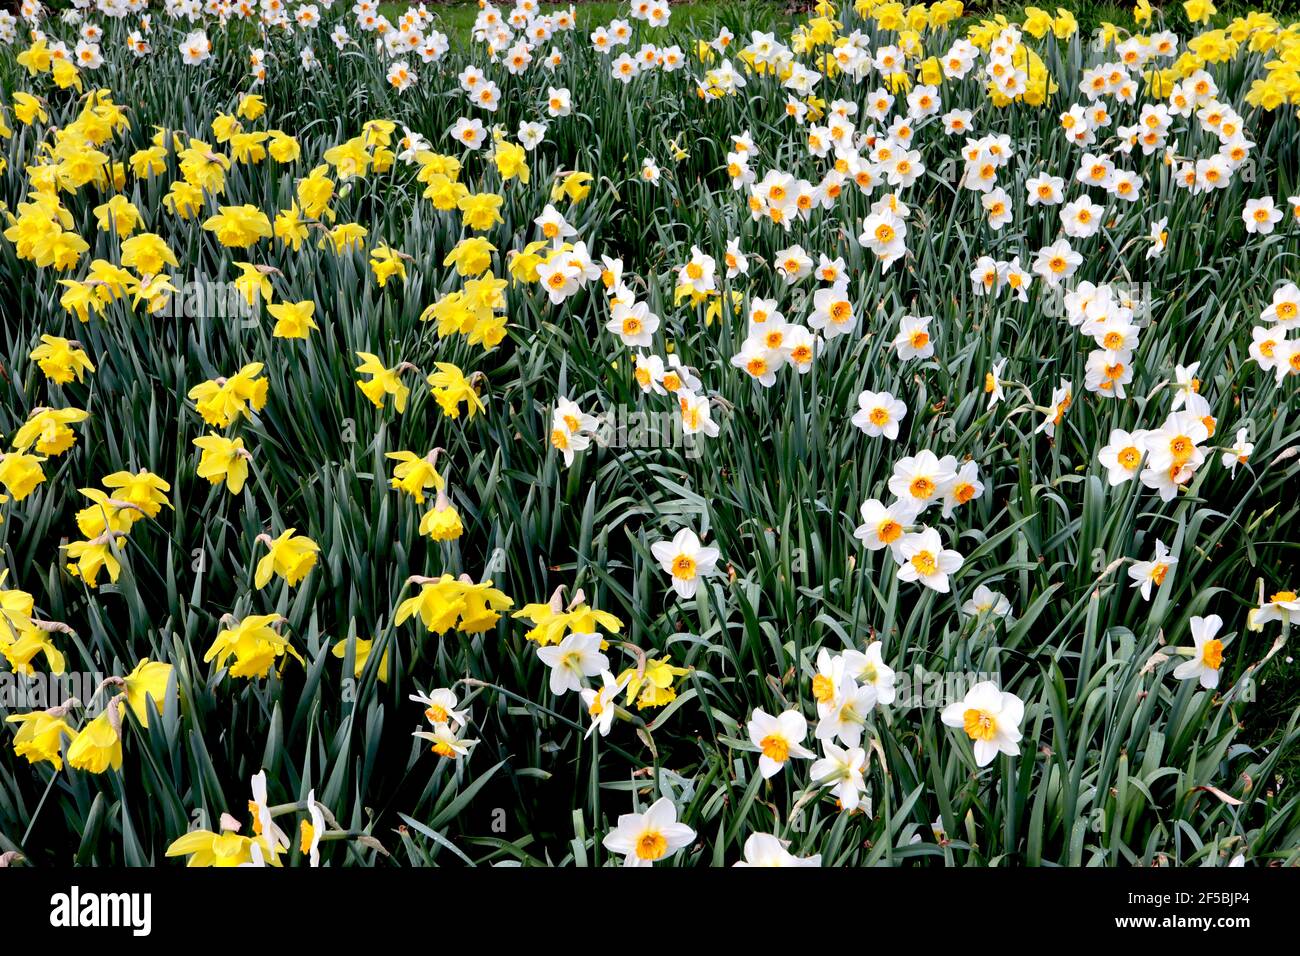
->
841, 642, 896, 706
809, 739, 867, 810
1128, 538, 1177, 601
853, 497, 912, 555
537, 632, 608, 695
580, 670, 627, 737
650, 527, 720, 599
961, 584, 1012, 620
249, 770, 291, 856
1098, 428, 1148, 485
814, 676, 877, 749
1220, 427, 1253, 476
888, 449, 958, 514
413, 722, 478, 760
746, 707, 814, 778
733, 832, 821, 867
602, 796, 695, 867
852, 389, 907, 440
940, 681, 1024, 767
299, 788, 327, 867
1173, 614, 1226, 689
410, 687, 468, 730
895, 526, 964, 593
1247, 588, 1300, 631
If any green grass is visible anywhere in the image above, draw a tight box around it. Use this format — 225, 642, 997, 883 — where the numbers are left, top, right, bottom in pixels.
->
382, 0, 784, 43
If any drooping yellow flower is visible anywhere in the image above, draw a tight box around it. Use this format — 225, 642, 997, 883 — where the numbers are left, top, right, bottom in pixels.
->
493, 139, 529, 184
323, 136, 372, 180
75, 488, 136, 538
419, 493, 463, 541
93, 195, 142, 236
1184, 0, 1215, 24
268, 130, 301, 163
254, 529, 320, 589
237, 93, 267, 121
268, 299, 318, 339
458, 192, 505, 231
6, 708, 77, 770
204, 613, 303, 679
57, 280, 102, 323
321, 222, 368, 254
1052, 7, 1079, 36
444, 236, 496, 277
369, 244, 407, 287
273, 203, 309, 251
64, 535, 124, 589
66, 701, 124, 774
101, 469, 171, 518
120, 233, 179, 275
163, 180, 205, 219
297, 164, 335, 218
0, 580, 36, 644
551, 171, 593, 204
513, 590, 624, 647
130, 144, 168, 178
0, 452, 47, 500
202, 204, 273, 248
396, 575, 514, 636
11, 407, 89, 456
618, 656, 690, 710
166, 829, 281, 867
30, 335, 95, 384
193, 434, 251, 495
1, 624, 66, 675
331, 637, 389, 682
425, 363, 485, 420
232, 262, 276, 307
16, 38, 53, 75
188, 363, 268, 428
123, 658, 174, 726
386, 449, 444, 503
13, 92, 49, 126
355, 352, 411, 413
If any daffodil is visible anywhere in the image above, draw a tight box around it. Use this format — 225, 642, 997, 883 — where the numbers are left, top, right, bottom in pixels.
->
193, 434, 251, 495
67, 701, 124, 774
425, 363, 485, 419
204, 613, 303, 679
254, 529, 320, 589
267, 299, 318, 339
386, 449, 444, 503
123, 659, 174, 726
63, 533, 125, 589
355, 352, 412, 413
617, 655, 689, 709
0, 452, 47, 501
369, 244, 407, 287
11, 407, 90, 456
331, 637, 389, 682
601, 797, 695, 867
419, 491, 463, 541
940, 682, 1024, 767
6, 707, 77, 770
202, 204, 272, 247
396, 575, 513, 636
101, 470, 171, 518
30, 335, 95, 384
166, 827, 280, 867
